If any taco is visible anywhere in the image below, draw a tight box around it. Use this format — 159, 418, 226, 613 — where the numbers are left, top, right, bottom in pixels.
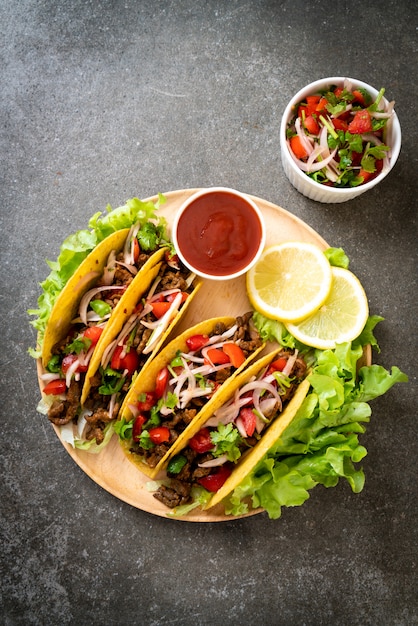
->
115, 313, 265, 478
149, 348, 310, 511
39, 221, 201, 448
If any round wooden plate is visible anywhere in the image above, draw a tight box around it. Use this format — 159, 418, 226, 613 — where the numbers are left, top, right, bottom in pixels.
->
38, 189, 330, 522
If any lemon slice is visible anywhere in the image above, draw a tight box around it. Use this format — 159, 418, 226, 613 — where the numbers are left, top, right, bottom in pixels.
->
286, 266, 369, 349
246, 242, 332, 322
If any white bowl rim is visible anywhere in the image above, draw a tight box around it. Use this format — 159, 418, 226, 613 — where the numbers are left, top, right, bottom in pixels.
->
172, 186, 266, 281
280, 76, 402, 196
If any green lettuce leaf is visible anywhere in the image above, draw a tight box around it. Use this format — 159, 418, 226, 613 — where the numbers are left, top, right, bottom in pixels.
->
225, 334, 408, 520
28, 194, 167, 357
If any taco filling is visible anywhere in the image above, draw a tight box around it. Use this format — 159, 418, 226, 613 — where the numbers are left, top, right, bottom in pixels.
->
82, 256, 198, 443
116, 313, 263, 473
39, 221, 182, 445
152, 349, 308, 509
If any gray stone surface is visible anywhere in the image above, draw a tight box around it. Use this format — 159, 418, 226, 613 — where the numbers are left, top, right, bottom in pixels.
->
1, 1, 417, 624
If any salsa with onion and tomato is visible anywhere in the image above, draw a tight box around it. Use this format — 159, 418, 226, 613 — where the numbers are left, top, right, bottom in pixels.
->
175, 190, 263, 277
286, 80, 395, 188
152, 349, 308, 509
114, 313, 263, 470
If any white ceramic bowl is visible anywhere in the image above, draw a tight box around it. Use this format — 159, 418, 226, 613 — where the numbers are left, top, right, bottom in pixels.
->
172, 187, 266, 281
280, 77, 402, 203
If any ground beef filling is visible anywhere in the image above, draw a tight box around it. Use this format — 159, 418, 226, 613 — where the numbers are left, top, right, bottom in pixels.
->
130, 312, 263, 469
153, 349, 307, 509
47, 259, 195, 445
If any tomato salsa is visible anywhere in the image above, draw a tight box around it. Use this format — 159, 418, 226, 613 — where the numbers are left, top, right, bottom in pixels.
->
173, 189, 264, 278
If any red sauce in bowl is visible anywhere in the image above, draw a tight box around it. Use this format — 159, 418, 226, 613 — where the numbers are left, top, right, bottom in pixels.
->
173, 189, 265, 279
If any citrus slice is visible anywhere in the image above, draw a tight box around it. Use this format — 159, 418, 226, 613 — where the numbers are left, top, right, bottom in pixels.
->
286, 266, 369, 349
246, 242, 332, 322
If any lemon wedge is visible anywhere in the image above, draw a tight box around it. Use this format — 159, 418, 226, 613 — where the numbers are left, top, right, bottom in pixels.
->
286, 266, 369, 349
246, 242, 332, 322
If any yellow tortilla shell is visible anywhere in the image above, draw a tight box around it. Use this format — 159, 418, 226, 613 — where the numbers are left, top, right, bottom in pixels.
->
206, 376, 311, 510
81, 262, 202, 405
42, 228, 130, 368
119, 316, 265, 478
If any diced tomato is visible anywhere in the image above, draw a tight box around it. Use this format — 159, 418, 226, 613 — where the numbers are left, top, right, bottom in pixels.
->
239, 408, 256, 437
164, 250, 180, 269
205, 348, 231, 365
83, 326, 103, 346
297, 105, 307, 119
352, 89, 367, 106
348, 109, 373, 134
222, 343, 246, 368
198, 464, 233, 492
132, 414, 147, 441
186, 334, 210, 351
306, 95, 321, 115
149, 426, 170, 444
43, 379, 67, 395
289, 135, 308, 160
315, 97, 328, 114
270, 356, 288, 372
304, 115, 320, 135
155, 366, 169, 398
132, 238, 140, 264
188, 427, 214, 454
333, 87, 344, 98
61, 354, 88, 374
136, 391, 156, 412
151, 301, 172, 319
332, 118, 349, 132
110, 345, 139, 377
359, 168, 373, 183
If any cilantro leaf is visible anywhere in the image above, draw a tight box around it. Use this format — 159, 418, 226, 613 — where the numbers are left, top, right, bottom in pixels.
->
211, 423, 243, 462
98, 366, 125, 395
137, 222, 166, 252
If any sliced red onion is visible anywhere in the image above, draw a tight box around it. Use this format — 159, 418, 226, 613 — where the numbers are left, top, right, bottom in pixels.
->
40, 372, 61, 382
295, 117, 314, 155
101, 338, 118, 368
65, 358, 80, 388
148, 288, 180, 303
102, 250, 117, 286
198, 454, 229, 468
77, 409, 92, 439
115, 260, 138, 275
108, 393, 117, 419
123, 223, 140, 265
128, 403, 139, 418
235, 416, 248, 438
344, 78, 353, 92
282, 350, 298, 377
142, 292, 184, 355
209, 324, 238, 344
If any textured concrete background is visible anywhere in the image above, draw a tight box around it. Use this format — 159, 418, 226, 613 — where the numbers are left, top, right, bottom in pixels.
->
1, 1, 417, 624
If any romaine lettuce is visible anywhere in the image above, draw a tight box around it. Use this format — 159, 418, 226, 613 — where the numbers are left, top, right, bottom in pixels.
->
28, 194, 167, 357
225, 313, 408, 519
